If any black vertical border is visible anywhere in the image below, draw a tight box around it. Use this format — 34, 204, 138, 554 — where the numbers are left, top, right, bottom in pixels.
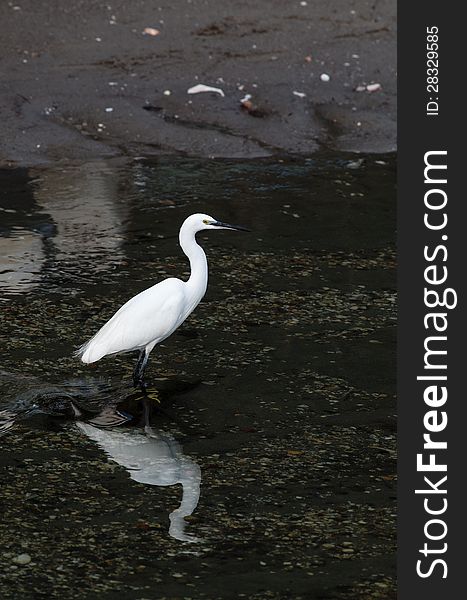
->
398, 3, 464, 597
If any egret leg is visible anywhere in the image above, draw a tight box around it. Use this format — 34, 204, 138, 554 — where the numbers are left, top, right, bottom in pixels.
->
133, 350, 149, 391
133, 348, 156, 426
141, 395, 152, 428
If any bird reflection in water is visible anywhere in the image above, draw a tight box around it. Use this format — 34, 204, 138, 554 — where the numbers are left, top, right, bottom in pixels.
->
0, 372, 202, 543
77, 423, 202, 543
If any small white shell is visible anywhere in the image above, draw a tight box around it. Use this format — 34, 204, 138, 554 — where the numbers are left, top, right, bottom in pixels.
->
143, 27, 160, 36
187, 84, 225, 97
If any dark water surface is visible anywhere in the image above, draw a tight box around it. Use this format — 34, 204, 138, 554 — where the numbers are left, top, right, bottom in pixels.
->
0, 156, 396, 599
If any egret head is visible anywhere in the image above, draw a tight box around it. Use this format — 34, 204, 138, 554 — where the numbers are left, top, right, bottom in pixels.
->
184, 213, 250, 233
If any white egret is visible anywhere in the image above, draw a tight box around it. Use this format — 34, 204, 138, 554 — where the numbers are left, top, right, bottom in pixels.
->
76, 213, 248, 396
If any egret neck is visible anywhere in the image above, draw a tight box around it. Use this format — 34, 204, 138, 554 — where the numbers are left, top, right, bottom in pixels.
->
179, 220, 208, 313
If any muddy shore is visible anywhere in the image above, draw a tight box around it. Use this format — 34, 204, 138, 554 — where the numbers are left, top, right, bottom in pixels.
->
0, 0, 395, 167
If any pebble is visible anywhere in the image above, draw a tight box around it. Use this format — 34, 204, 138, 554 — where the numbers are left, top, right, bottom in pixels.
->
320, 73, 330, 82
13, 553, 31, 566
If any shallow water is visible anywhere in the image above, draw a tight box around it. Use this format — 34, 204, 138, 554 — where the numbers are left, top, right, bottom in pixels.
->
0, 156, 396, 599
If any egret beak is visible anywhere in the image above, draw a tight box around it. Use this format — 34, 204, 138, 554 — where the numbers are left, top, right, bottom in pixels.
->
213, 221, 250, 232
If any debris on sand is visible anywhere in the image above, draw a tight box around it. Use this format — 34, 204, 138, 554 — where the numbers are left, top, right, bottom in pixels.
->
239, 95, 267, 118
293, 91, 306, 98
142, 104, 163, 112
142, 27, 160, 36
187, 84, 225, 97
356, 83, 382, 93
241, 100, 254, 112
239, 94, 254, 112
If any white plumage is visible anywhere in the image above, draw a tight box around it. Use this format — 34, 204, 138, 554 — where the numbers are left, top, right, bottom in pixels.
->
78, 278, 187, 363
76, 213, 247, 390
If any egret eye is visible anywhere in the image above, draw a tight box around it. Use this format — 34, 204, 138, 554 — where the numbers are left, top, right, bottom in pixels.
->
203, 219, 210, 224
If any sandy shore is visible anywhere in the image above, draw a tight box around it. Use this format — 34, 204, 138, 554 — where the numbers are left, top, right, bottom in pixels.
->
0, 0, 396, 167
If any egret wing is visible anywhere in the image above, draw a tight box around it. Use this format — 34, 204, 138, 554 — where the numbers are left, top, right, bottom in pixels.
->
77, 278, 186, 362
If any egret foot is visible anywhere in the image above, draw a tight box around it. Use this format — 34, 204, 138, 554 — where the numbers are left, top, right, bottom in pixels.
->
138, 389, 161, 427
137, 378, 149, 393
